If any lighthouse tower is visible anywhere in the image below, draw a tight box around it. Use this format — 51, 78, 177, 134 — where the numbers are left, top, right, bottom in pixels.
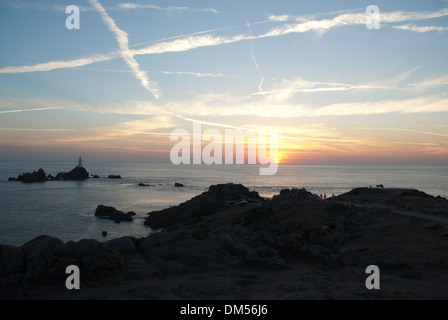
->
77, 156, 83, 168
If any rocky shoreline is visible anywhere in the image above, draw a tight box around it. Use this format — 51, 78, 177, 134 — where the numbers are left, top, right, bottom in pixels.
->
1, 184, 447, 300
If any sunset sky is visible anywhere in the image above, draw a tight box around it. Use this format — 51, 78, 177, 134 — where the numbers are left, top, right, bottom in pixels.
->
0, 0, 447, 164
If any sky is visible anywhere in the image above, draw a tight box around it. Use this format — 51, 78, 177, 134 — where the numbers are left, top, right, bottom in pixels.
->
0, 0, 447, 165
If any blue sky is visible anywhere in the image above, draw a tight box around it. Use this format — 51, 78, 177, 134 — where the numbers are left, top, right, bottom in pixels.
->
0, 0, 447, 164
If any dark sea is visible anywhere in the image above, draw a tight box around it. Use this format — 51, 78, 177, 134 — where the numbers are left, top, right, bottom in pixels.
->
0, 161, 447, 246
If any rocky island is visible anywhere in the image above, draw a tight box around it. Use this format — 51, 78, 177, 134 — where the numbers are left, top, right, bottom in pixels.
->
0, 183, 447, 300
8, 158, 89, 182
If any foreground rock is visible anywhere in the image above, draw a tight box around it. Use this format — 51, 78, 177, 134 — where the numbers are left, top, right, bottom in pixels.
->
144, 183, 263, 229
0, 235, 126, 289
95, 205, 135, 223
1, 184, 448, 300
336, 187, 448, 218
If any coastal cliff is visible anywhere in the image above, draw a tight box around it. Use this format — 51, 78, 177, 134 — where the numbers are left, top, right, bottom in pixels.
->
1, 184, 447, 300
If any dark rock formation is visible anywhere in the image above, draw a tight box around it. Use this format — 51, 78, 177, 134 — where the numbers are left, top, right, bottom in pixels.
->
59, 166, 89, 181
174, 182, 184, 187
139, 183, 150, 187
10, 166, 89, 182
92, 175, 100, 179
108, 175, 121, 179
145, 183, 263, 229
0, 235, 127, 289
2, 185, 448, 300
15, 168, 47, 183
273, 187, 320, 201
95, 205, 135, 223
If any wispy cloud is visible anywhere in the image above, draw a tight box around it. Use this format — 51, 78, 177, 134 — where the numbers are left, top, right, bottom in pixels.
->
0, 0, 218, 13
250, 75, 410, 102
162, 71, 227, 78
0, 127, 74, 132
116, 2, 218, 13
393, 24, 448, 32
356, 127, 448, 138
0, 107, 63, 114
0, 0, 92, 12
408, 75, 448, 89
87, 0, 160, 100
0, 52, 117, 74
247, 21, 265, 92
2, 7, 447, 75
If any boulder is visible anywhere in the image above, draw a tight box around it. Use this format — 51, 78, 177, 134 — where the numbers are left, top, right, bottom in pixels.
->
108, 175, 121, 179
174, 182, 184, 187
95, 205, 134, 223
21, 235, 64, 260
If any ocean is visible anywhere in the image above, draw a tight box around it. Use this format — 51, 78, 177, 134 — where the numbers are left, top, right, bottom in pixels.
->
0, 161, 447, 246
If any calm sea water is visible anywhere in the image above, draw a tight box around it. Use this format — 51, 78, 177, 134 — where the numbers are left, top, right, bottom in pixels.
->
0, 161, 447, 246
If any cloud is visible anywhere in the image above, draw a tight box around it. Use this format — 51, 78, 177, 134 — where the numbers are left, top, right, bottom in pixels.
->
250, 75, 411, 103
356, 127, 448, 138
0, 0, 92, 12
0, 52, 117, 74
0, 1, 218, 13
87, 0, 160, 99
162, 71, 227, 78
1, 6, 447, 77
392, 24, 448, 32
116, 2, 218, 13
0, 127, 74, 132
408, 75, 448, 90
0, 107, 63, 114
156, 94, 448, 119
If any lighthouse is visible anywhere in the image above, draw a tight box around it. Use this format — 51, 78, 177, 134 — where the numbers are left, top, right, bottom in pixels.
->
78, 156, 83, 168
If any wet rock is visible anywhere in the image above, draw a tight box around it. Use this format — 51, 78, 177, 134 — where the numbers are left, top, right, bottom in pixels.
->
95, 205, 134, 223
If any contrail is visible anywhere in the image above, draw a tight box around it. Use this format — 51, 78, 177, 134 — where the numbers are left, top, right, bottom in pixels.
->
246, 21, 264, 92
3, 7, 448, 75
0, 107, 63, 114
356, 127, 448, 138
87, 0, 161, 100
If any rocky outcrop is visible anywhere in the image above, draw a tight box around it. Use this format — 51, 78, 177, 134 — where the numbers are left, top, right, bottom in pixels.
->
108, 175, 121, 179
144, 183, 263, 229
56, 166, 89, 181
95, 205, 135, 223
9, 166, 89, 182
273, 187, 321, 201
2, 185, 448, 299
0, 235, 126, 289
12, 168, 47, 183
139, 183, 150, 187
